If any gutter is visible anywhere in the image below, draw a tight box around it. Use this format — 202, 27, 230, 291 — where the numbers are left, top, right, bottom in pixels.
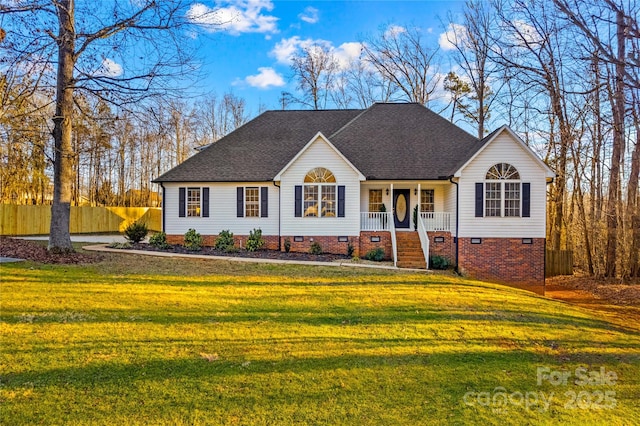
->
273, 181, 281, 251
445, 175, 460, 274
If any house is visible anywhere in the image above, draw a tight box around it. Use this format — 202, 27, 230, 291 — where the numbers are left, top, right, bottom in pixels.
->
153, 103, 555, 293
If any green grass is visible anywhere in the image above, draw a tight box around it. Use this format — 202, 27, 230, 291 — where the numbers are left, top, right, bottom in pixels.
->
1, 253, 639, 425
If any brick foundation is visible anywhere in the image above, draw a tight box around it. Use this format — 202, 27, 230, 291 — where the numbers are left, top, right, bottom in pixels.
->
358, 231, 393, 260
427, 231, 455, 262
458, 237, 545, 294
166, 234, 279, 250
280, 235, 359, 257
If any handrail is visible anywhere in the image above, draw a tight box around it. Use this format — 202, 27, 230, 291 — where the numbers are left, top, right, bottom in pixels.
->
360, 212, 390, 231
389, 213, 397, 267
417, 215, 430, 269
419, 212, 452, 232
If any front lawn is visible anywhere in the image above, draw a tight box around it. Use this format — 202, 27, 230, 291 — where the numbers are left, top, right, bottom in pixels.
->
1, 253, 639, 425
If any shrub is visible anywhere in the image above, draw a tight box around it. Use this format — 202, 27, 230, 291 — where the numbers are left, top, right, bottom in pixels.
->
215, 230, 235, 252
429, 255, 450, 270
246, 228, 265, 252
347, 242, 355, 257
309, 241, 323, 255
284, 238, 291, 253
184, 228, 203, 251
123, 221, 148, 243
149, 232, 169, 249
365, 247, 385, 261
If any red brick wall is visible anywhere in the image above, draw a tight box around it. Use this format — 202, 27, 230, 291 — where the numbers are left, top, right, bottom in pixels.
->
281, 236, 358, 256
458, 237, 545, 294
427, 231, 454, 262
359, 231, 392, 260
165, 234, 279, 250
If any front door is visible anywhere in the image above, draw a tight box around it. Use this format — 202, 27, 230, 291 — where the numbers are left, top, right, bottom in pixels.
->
393, 189, 411, 229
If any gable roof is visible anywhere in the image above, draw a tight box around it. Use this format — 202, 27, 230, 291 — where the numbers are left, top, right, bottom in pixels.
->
452, 125, 556, 179
153, 103, 515, 183
273, 132, 366, 181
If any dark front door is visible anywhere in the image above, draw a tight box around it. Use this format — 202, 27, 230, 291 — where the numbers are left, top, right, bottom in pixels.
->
393, 189, 411, 228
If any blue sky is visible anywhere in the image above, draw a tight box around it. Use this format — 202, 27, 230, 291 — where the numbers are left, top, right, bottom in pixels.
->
183, 0, 467, 113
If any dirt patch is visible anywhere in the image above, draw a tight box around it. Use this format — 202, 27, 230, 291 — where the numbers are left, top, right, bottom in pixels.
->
126, 242, 351, 263
545, 274, 640, 330
0, 237, 101, 264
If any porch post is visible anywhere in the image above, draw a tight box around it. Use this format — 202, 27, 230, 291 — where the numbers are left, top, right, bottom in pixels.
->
417, 183, 421, 215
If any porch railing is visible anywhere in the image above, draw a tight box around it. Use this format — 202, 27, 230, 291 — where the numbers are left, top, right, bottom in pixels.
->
419, 212, 452, 232
360, 212, 391, 231
417, 214, 430, 269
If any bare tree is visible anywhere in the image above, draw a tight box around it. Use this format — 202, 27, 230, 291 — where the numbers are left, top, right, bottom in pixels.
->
362, 24, 441, 105
1, 0, 210, 251
290, 43, 338, 110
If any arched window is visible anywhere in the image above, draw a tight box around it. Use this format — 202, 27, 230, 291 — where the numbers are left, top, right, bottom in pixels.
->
485, 163, 521, 217
303, 168, 336, 217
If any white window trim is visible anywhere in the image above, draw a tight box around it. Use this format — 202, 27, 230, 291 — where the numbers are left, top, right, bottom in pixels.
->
244, 186, 261, 218
484, 181, 522, 217
187, 187, 201, 217
303, 184, 337, 218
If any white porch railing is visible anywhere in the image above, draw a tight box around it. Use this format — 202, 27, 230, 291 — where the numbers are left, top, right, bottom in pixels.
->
417, 215, 430, 269
360, 212, 391, 231
360, 212, 397, 266
419, 212, 453, 232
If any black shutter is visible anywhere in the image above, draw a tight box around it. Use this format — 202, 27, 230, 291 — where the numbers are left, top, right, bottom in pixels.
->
338, 185, 345, 217
522, 183, 531, 217
295, 185, 302, 217
260, 187, 268, 217
179, 187, 186, 217
475, 183, 484, 217
202, 187, 209, 217
237, 187, 244, 218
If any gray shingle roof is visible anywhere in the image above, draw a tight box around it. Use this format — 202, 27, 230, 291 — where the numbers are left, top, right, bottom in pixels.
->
153, 103, 486, 183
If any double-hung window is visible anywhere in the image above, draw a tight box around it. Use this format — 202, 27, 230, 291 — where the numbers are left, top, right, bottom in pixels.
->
484, 163, 521, 217
245, 187, 260, 217
187, 188, 201, 217
420, 189, 434, 213
303, 167, 337, 218
369, 189, 383, 212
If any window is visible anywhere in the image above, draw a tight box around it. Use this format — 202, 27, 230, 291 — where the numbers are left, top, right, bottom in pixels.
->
245, 187, 259, 217
303, 167, 337, 218
484, 163, 521, 217
420, 189, 434, 213
369, 189, 383, 212
187, 188, 201, 217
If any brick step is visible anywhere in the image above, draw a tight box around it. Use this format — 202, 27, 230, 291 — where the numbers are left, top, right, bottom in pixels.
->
397, 261, 426, 269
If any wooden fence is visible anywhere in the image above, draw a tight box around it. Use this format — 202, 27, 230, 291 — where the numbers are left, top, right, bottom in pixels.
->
545, 249, 574, 277
0, 204, 161, 235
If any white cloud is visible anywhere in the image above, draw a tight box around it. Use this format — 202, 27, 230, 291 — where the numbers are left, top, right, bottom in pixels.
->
187, 1, 278, 35
439, 23, 467, 51
511, 20, 543, 46
271, 37, 362, 69
96, 58, 123, 77
299, 6, 319, 24
244, 67, 285, 89
384, 25, 406, 38
333, 42, 363, 69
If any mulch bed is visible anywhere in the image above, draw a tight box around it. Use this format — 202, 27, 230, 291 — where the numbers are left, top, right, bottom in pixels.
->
0, 237, 101, 264
127, 242, 350, 263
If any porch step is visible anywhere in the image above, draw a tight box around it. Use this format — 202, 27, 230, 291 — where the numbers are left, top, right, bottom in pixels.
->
395, 231, 426, 269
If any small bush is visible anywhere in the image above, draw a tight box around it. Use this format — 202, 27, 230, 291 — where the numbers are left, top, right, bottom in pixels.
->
365, 247, 385, 261
429, 255, 450, 270
123, 221, 148, 243
246, 228, 265, 252
215, 230, 235, 252
309, 241, 323, 255
284, 238, 291, 253
347, 243, 355, 257
184, 228, 203, 251
148, 232, 170, 249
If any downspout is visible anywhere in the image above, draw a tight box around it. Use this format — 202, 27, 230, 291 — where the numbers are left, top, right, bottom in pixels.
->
273, 181, 281, 250
160, 182, 166, 233
448, 176, 460, 274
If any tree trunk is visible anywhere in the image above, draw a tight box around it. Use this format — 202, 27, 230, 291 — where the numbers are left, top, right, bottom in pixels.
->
49, 0, 75, 252
627, 98, 640, 277
604, 10, 626, 277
